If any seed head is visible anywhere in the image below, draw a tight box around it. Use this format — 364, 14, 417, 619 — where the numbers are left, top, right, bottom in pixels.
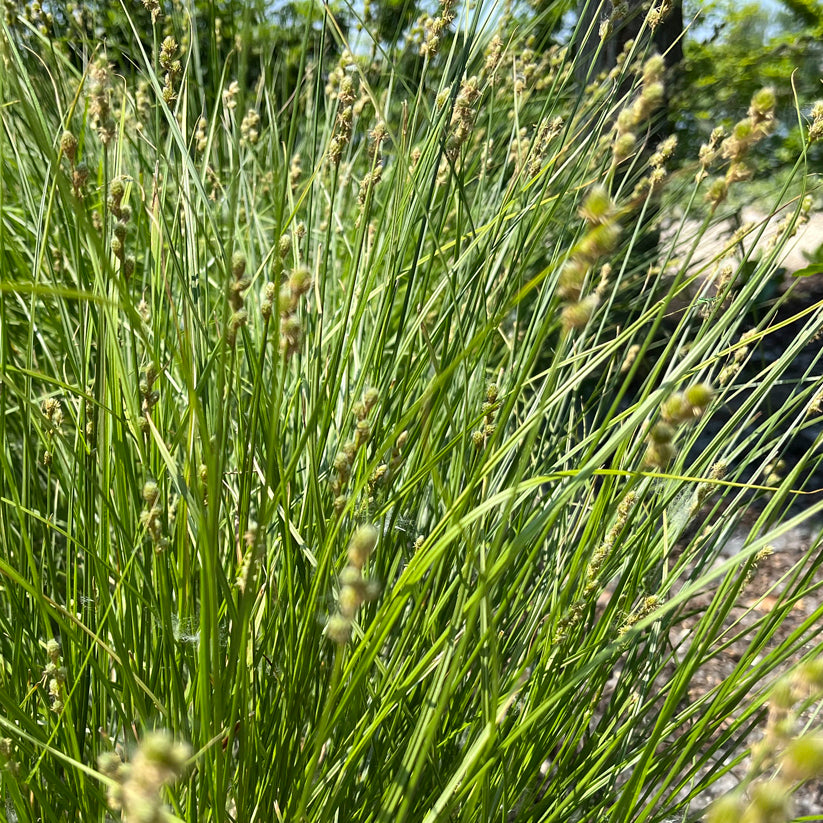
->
613, 132, 636, 162
649, 422, 675, 444
60, 130, 77, 164
707, 793, 745, 823
644, 440, 676, 469
231, 252, 246, 280
278, 234, 291, 259
347, 524, 378, 569
289, 267, 312, 297
685, 382, 713, 411
142, 480, 159, 505
560, 294, 599, 331
326, 613, 351, 644
579, 185, 614, 226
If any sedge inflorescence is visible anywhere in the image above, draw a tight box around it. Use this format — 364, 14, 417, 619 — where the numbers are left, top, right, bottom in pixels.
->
644, 382, 714, 469
326, 524, 381, 645
708, 660, 823, 823
558, 184, 620, 332
98, 731, 191, 823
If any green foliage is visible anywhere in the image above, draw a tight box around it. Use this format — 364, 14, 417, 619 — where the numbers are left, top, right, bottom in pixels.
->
675, 1, 823, 169
0, 1, 823, 822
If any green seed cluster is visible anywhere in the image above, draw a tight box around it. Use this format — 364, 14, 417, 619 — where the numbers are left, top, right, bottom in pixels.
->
88, 57, 116, 145
140, 479, 169, 553
41, 396, 63, 466
159, 37, 182, 105
472, 383, 499, 451
235, 524, 264, 594
226, 252, 250, 348
558, 185, 620, 332
43, 638, 67, 714
584, 492, 637, 597
55, 119, 86, 196
331, 387, 379, 511
809, 101, 823, 143
108, 178, 135, 279
612, 54, 666, 166
419, 0, 455, 58
99, 731, 190, 822
708, 660, 823, 823
644, 382, 714, 469
328, 56, 357, 166
445, 77, 480, 162
326, 524, 380, 645
138, 363, 160, 434
700, 87, 776, 209
0, 737, 18, 776
240, 109, 261, 145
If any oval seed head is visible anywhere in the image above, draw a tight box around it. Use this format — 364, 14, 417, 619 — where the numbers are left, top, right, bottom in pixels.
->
45, 638, 61, 662
661, 392, 688, 423
749, 87, 776, 121
616, 108, 635, 134
289, 267, 312, 297
743, 782, 791, 823
333, 451, 351, 478
642, 54, 665, 85
60, 130, 77, 163
339, 565, 365, 591
557, 259, 586, 300
231, 252, 246, 280
641, 81, 664, 109
797, 658, 823, 692
707, 793, 745, 823
142, 480, 159, 505
781, 733, 823, 782
139, 730, 191, 776
706, 177, 728, 207
339, 584, 362, 618
613, 132, 636, 162
278, 234, 291, 259
347, 524, 378, 568
326, 613, 351, 644
561, 294, 599, 331
579, 184, 613, 225
685, 382, 714, 410
649, 422, 675, 444
363, 387, 379, 411
577, 223, 621, 263
644, 440, 676, 469
108, 178, 125, 203
355, 419, 370, 448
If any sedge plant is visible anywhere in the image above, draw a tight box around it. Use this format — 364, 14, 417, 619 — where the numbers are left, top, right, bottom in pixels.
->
1, 1, 823, 821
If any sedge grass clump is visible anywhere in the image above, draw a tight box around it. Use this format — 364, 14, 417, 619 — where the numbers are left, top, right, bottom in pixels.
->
4, 5, 823, 822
